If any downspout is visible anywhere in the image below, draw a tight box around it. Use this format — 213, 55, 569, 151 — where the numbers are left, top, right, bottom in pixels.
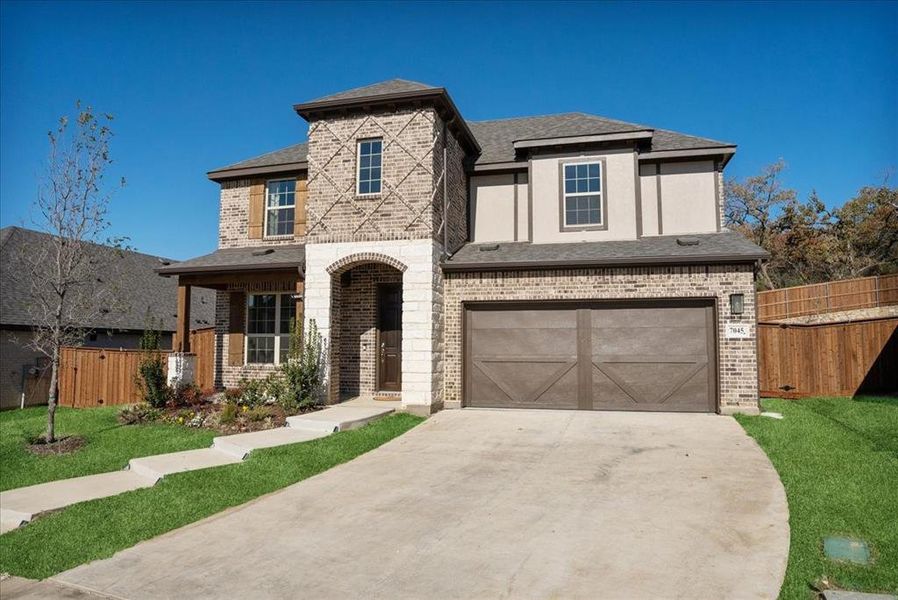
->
442, 119, 449, 261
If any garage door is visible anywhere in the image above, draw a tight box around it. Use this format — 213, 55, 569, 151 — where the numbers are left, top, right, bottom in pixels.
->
464, 300, 716, 412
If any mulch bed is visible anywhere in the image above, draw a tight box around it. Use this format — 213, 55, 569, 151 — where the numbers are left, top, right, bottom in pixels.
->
156, 402, 323, 435
27, 435, 86, 456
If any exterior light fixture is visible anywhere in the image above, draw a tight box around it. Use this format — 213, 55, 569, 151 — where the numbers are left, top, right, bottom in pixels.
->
729, 293, 745, 316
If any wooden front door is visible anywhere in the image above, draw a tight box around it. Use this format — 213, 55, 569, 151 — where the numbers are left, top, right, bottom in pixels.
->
377, 283, 402, 392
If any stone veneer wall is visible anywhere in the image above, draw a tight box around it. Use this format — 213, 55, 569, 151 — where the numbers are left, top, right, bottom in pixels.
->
337, 263, 403, 397
443, 264, 759, 414
218, 179, 305, 249
304, 240, 443, 414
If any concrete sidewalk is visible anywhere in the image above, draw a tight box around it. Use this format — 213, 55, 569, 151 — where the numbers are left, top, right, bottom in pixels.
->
0, 403, 394, 534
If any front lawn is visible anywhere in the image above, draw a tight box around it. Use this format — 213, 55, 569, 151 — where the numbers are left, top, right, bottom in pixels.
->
0, 413, 423, 579
0, 406, 215, 491
736, 396, 898, 599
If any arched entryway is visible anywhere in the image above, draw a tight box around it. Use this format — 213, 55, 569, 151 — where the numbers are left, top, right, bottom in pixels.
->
326, 254, 406, 403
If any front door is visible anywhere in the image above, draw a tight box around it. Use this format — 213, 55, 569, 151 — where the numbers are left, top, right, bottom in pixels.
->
377, 283, 402, 391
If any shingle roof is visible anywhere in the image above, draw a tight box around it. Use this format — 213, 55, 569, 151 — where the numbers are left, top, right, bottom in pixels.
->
0, 227, 215, 331
211, 111, 733, 175
443, 232, 767, 271
468, 113, 732, 164
156, 245, 305, 276
305, 79, 439, 104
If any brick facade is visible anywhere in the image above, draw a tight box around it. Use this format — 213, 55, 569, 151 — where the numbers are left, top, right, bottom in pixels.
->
218, 179, 306, 250
337, 263, 402, 397
443, 265, 759, 414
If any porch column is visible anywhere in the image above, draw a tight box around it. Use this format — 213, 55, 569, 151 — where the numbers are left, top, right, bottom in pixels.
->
176, 283, 191, 352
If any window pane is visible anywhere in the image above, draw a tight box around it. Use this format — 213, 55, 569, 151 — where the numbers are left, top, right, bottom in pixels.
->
266, 209, 279, 236
589, 209, 601, 223
359, 181, 370, 195
370, 167, 381, 180
588, 195, 599, 209
576, 179, 586, 193
371, 154, 381, 167
248, 294, 276, 334
278, 335, 291, 364
565, 180, 576, 194
565, 197, 577, 211
565, 165, 575, 179
566, 210, 577, 225
588, 163, 600, 178
576, 164, 587, 178
371, 140, 382, 153
247, 336, 275, 364
588, 178, 600, 192
370, 180, 381, 193
280, 294, 296, 335
360, 155, 370, 168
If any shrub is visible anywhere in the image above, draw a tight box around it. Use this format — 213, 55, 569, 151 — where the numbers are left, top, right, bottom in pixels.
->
219, 402, 238, 425
165, 382, 204, 409
235, 377, 267, 408
245, 406, 270, 422
223, 388, 242, 403
271, 319, 327, 412
135, 323, 168, 409
117, 403, 161, 425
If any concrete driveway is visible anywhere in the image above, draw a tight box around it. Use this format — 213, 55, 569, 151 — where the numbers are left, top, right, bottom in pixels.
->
54, 410, 789, 600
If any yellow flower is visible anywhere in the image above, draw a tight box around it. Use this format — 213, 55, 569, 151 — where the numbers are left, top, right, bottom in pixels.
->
242, 405, 248, 413
178, 417, 184, 424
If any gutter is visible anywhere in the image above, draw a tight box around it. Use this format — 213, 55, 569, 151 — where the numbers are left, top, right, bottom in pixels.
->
441, 252, 768, 273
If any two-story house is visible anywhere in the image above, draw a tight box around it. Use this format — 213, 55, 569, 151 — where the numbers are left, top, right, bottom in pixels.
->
159, 79, 767, 416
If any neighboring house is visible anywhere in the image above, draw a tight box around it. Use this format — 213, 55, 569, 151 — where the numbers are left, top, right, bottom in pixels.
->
0, 226, 214, 409
159, 79, 767, 416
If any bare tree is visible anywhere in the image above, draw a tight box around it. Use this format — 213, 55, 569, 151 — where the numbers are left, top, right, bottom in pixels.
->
18, 103, 125, 442
724, 159, 796, 289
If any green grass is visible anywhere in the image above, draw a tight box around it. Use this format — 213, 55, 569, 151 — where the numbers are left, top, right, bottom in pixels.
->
0, 413, 423, 579
0, 406, 216, 492
736, 396, 898, 599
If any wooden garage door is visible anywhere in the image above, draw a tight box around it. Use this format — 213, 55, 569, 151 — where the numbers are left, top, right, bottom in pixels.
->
465, 300, 716, 412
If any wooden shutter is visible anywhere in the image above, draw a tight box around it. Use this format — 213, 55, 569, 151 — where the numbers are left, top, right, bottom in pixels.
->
228, 292, 246, 366
248, 180, 265, 239
294, 175, 308, 237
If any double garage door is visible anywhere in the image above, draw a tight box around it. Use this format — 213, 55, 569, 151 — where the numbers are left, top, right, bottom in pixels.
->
465, 300, 717, 412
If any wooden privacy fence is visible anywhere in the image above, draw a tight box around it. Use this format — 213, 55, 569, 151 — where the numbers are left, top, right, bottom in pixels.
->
758, 317, 898, 398
58, 327, 215, 408
757, 274, 898, 321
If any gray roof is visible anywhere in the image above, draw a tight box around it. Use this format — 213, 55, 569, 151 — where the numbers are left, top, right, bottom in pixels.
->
443, 232, 767, 271
157, 244, 305, 276
211, 111, 733, 175
0, 226, 215, 331
305, 79, 439, 104
468, 113, 733, 164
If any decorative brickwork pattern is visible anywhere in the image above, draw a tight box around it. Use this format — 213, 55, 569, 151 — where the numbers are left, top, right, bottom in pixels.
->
327, 252, 407, 275
443, 265, 759, 414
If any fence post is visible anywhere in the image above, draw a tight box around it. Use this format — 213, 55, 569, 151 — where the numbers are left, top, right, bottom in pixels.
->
875, 275, 881, 307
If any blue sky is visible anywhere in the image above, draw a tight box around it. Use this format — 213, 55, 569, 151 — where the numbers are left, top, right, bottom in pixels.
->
1, 1, 895, 259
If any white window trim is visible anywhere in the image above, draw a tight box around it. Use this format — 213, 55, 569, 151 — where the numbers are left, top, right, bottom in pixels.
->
562, 160, 604, 228
244, 292, 293, 366
263, 178, 296, 238
356, 138, 383, 197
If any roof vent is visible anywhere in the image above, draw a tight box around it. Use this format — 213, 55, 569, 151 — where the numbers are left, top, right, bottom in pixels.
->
252, 248, 275, 256
676, 237, 700, 247
158, 259, 172, 266
479, 244, 500, 252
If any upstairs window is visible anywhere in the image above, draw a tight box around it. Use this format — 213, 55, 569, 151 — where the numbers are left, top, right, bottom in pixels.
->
265, 179, 295, 237
357, 138, 382, 195
562, 162, 603, 227
246, 293, 296, 365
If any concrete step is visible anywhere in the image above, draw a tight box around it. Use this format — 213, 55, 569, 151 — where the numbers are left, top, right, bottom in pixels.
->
0, 470, 155, 529
286, 406, 394, 433
128, 448, 241, 482
213, 427, 329, 459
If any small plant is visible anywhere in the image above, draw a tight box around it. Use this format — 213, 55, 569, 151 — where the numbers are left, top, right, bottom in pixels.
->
168, 382, 204, 408
272, 319, 326, 412
135, 320, 169, 409
235, 377, 267, 408
117, 403, 161, 425
219, 401, 238, 425
245, 406, 270, 422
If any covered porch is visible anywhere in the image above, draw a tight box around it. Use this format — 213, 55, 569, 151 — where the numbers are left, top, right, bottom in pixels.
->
157, 245, 305, 389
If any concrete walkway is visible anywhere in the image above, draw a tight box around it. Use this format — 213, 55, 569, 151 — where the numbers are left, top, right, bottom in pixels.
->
0, 404, 394, 534
52, 410, 790, 600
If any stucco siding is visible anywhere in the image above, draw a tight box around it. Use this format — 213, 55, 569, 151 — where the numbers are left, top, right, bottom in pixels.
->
657, 160, 719, 235
530, 149, 638, 243
470, 174, 517, 243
